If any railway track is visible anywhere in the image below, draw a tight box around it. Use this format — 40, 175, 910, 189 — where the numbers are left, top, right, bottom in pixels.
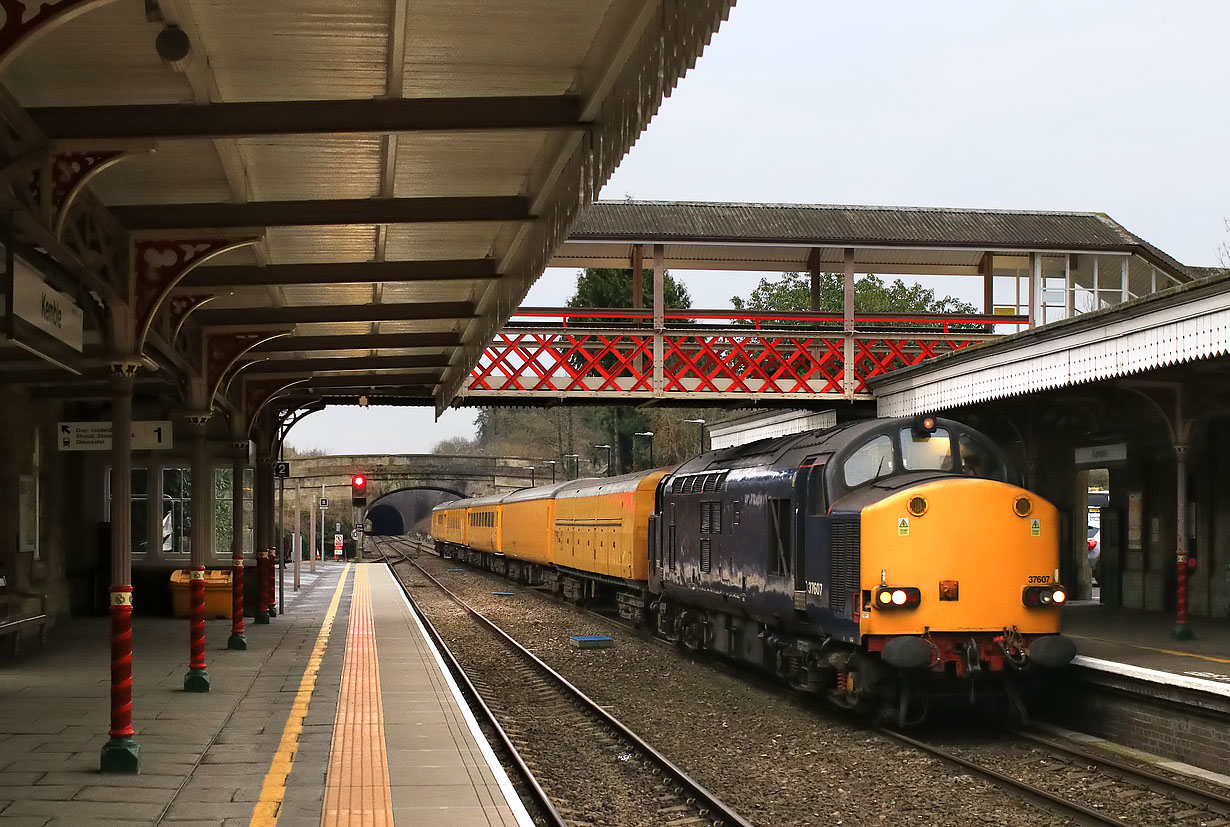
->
878, 726, 1230, 827
376, 536, 1230, 827
372, 537, 754, 827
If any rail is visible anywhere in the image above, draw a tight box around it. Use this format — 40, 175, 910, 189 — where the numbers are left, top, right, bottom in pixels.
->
377, 538, 755, 827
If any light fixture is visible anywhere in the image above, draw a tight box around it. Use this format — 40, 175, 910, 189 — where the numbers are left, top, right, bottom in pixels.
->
358, 395, 369, 408
155, 25, 192, 71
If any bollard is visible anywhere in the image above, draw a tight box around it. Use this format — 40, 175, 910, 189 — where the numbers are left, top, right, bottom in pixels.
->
255, 551, 270, 624
100, 586, 139, 772
184, 567, 210, 691
228, 556, 247, 649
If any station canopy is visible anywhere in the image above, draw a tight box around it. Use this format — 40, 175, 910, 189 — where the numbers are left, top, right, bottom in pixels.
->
0, 1, 733, 416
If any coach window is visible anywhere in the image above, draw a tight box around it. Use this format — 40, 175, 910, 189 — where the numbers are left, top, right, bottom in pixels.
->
843, 435, 894, 488
900, 427, 953, 472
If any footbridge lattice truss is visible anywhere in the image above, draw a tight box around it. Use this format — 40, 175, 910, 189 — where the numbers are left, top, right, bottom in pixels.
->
462, 308, 1019, 402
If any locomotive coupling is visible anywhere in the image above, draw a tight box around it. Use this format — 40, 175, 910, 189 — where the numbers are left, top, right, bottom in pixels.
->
1025, 634, 1077, 667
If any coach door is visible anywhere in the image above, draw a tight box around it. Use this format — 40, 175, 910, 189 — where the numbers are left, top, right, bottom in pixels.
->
795, 455, 828, 610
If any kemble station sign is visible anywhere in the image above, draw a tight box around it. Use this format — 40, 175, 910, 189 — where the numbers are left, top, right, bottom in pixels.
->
58, 421, 174, 451
3, 255, 84, 371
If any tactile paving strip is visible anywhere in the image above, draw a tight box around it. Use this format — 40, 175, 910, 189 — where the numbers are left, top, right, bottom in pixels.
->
322, 565, 395, 826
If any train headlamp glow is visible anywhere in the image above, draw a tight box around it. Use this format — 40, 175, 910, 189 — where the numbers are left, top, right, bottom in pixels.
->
875, 586, 921, 609
912, 415, 938, 437
1023, 584, 1067, 607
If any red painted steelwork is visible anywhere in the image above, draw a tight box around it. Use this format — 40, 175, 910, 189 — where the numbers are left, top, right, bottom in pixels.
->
231, 557, 245, 636
256, 551, 269, 618
468, 310, 1003, 398
188, 568, 206, 671
108, 586, 134, 739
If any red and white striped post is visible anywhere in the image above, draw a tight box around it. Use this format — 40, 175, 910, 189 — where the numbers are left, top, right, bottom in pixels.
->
184, 414, 211, 691
101, 361, 140, 772
254, 550, 270, 624
1172, 444, 1195, 640
227, 441, 248, 649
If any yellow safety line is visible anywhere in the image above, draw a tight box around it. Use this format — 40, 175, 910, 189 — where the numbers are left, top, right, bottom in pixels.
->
249, 563, 353, 827
1071, 635, 1230, 665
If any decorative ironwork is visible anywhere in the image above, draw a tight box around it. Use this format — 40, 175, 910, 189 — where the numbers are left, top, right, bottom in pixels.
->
0, 0, 96, 67
132, 236, 258, 350
464, 309, 1010, 401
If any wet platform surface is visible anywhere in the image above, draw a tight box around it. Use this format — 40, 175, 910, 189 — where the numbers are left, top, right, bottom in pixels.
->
1063, 602, 1230, 692
0, 562, 531, 827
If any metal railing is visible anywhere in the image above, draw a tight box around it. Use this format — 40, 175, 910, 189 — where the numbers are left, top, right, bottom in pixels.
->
464, 308, 1028, 401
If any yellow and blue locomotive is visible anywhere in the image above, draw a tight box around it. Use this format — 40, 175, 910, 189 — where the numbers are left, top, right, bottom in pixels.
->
432, 416, 1075, 722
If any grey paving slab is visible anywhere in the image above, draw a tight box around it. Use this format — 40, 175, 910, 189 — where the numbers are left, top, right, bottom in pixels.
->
0, 566, 341, 826
368, 565, 533, 827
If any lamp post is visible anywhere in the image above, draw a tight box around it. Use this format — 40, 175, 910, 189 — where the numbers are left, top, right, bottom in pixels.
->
595, 444, 612, 477
544, 460, 557, 484
634, 431, 655, 468
564, 453, 580, 480
684, 418, 707, 455
523, 466, 535, 487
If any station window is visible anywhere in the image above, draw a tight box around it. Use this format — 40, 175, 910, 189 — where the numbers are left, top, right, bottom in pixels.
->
213, 466, 254, 555
767, 498, 792, 577
843, 435, 894, 487
162, 468, 192, 555
131, 469, 148, 558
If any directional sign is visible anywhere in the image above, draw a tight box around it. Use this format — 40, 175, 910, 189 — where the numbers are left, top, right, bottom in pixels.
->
58, 421, 173, 451
273, 461, 290, 478
319, 497, 328, 509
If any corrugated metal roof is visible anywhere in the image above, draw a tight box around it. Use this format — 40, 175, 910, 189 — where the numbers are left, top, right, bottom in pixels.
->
569, 201, 1191, 278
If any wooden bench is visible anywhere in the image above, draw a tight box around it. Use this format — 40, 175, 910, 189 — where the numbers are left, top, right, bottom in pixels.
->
0, 589, 48, 658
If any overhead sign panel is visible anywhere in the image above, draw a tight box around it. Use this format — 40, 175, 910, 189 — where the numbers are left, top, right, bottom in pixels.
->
58, 421, 173, 451
3, 256, 84, 372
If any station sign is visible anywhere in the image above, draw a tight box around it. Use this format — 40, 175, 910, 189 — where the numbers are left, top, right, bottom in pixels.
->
273, 461, 290, 478
319, 497, 328, 509
1074, 442, 1127, 467
333, 534, 343, 559
58, 420, 173, 451
4, 257, 84, 373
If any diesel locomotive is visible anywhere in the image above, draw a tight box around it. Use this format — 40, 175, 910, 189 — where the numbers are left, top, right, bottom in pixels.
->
431, 416, 1076, 722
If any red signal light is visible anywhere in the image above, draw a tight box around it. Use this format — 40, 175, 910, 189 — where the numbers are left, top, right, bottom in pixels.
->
352, 474, 366, 489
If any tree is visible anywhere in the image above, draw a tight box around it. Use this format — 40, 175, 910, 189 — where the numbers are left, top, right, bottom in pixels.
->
568, 267, 691, 312
731, 271, 978, 318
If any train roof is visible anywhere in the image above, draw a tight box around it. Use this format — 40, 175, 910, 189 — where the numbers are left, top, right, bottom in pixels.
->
555, 468, 666, 499
501, 480, 574, 504
432, 497, 472, 512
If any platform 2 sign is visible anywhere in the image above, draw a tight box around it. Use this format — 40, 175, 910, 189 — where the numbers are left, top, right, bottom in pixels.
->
58, 420, 173, 451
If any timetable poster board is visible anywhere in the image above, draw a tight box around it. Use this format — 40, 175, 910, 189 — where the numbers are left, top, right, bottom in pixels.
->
1127, 491, 1143, 550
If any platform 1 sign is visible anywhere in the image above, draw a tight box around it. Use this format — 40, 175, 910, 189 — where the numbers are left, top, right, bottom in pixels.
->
58, 420, 173, 451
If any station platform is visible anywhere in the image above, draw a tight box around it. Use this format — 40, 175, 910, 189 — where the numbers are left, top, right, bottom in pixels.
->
1063, 602, 1230, 692
0, 562, 532, 827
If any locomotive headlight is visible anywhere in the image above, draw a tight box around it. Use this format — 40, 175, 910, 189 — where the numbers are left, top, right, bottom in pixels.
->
875, 586, 921, 609
1023, 585, 1067, 607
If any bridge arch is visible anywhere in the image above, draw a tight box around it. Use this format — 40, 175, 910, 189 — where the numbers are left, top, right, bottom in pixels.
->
365, 485, 467, 536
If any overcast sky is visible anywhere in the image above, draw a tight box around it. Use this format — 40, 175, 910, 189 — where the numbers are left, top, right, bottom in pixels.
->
286, 0, 1230, 455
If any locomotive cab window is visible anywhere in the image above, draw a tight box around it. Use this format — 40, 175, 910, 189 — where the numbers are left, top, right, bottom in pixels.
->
959, 434, 1008, 481
900, 427, 953, 472
767, 498, 793, 576
842, 435, 894, 488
